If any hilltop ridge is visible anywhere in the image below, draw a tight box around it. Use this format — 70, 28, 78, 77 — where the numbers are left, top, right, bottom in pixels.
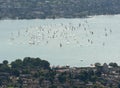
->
0, 0, 120, 19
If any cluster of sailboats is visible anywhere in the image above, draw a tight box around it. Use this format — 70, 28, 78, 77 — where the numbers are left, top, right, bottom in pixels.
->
9, 20, 112, 47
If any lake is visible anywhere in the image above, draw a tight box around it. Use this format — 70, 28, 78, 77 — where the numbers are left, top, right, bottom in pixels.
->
0, 15, 120, 67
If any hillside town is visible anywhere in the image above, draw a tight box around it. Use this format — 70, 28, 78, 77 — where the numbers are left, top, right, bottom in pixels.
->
0, 57, 120, 88
0, 0, 120, 88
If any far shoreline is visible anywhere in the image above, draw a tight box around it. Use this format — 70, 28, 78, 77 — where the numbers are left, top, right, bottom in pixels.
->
0, 14, 119, 21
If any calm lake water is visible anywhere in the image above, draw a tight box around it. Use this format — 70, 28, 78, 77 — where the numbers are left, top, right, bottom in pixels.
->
0, 15, 120, 67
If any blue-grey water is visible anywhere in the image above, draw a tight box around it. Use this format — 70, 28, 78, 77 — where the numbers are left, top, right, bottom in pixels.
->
0, 15, 120, 67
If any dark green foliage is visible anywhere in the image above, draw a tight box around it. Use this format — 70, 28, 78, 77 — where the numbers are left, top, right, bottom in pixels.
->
79, 71, 89, 81
90, 76, 97, 82
58, 72, 67, 83
58, 75, 66, 83
95, 69, 102, 77
11, 69, 20, 77
0, 62, 10, 72
95, 63, 101, 67
22, 69, 30, 74
3, 60, 8, 65
33, 72, 40, 78
11, 57, 50, 70
109, 62, 118, 68
11, 59, 23, 69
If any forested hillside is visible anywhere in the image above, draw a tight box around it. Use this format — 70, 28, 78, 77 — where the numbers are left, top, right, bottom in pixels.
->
0, 0, 120, 19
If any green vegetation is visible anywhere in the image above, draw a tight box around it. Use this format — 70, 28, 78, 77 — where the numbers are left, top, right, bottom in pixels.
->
0, 0, 120, 19
0, 57, 120, 88
109, 62, 118, 68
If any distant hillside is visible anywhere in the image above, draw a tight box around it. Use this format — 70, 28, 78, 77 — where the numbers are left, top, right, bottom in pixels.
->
0, 0, 120, 19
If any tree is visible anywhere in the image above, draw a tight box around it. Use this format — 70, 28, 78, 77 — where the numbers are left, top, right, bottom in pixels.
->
22, 57, 50, 69
94, 63, 103, 77
95, 63, 101, 67
41, 60, 50, 69
3, 60, 8, 65
11, 59, 23, 69
23, 57, 33, 67
32, 58, 42, 66
58, 75, 66, 83
109, 62, 118, 68
90, 76, 97, 82
0, 62, 10, 72
79, 71, 89, 81
11, 69, 20, 77
58, 73, 66, 83
95, 70, 102, 77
